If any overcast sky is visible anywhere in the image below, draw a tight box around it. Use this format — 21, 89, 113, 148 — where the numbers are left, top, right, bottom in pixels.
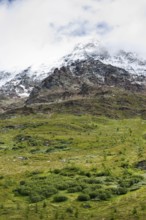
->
0, 0, 146, 70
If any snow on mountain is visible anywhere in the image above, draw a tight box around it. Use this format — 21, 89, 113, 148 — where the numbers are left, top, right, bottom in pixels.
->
1, 39, 146, 98
61, 40, 146, 76
0, 71, 12, 87
62, 40, 109, 62
0, 65, 54, 98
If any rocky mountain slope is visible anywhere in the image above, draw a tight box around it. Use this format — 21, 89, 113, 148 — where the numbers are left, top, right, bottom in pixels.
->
1, 40, 146, 99
63, 40, 146, 76
27, 58, 146, 105
0, 66, 52, 98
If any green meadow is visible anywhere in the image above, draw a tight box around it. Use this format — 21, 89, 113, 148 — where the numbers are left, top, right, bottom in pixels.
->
0, 112, 146, 219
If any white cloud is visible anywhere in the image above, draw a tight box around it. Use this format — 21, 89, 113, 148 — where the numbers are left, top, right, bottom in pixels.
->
0, 0, 146, 70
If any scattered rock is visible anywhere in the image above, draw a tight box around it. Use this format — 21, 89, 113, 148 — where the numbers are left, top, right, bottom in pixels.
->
17, 156, 28, 161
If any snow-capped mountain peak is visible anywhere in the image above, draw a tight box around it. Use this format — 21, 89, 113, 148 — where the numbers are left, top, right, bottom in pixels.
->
61, 40, 146, 76
61, 40, 110, 64
1, 39, 146, 98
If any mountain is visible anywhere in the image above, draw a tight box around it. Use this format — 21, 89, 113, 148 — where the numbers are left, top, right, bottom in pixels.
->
1, 39, 146, 99
27, 59, 146, 105
0, 65, 52, 98
61, 40, 146, 76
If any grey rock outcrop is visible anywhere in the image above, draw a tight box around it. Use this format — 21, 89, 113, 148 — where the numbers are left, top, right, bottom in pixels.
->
27, 59, 146, 104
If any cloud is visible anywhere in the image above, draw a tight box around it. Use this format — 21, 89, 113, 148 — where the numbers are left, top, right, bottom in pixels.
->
96, 22, 113, 35
0, 0, 146, 70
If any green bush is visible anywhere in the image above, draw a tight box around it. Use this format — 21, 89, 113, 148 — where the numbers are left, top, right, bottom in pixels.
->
53, 169, 61, 174
89, 191, 99, 199
112, 187, 128, 195
15, 185, 32, 196
97, 189, 112, 200
67, 181, 80, 188
118, 175, 143, 188
84, 178, 102, 184
56, 183, 69, 190
15, 179, 58, 202
77, 194, 90, 201
59, 166, 81, 177
30, 193, 44, 203
67, 186, 82, 193
88, 189, 112, 201
96, 171, 110, 177
41, 186, 58, 197
66, 207, 74, 214
53, 195, 68, 202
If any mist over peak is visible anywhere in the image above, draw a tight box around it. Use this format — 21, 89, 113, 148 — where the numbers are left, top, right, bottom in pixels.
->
0, 0, 145, 70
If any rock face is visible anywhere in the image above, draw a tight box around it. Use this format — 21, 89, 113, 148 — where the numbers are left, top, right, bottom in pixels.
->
60, 40, 146, 76
27, 59, 146, 105
0, 67, 51, 98
1, 39, 146, 101
1, 39, 146, 99
0, 70, 36, 98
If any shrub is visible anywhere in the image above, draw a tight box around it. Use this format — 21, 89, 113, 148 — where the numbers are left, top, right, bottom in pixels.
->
53, 169, 61, 174
96, 171, 110, 177
112, 187, 128, 195
46, 148, 54, 153
97, 189, 112, 200
85, 172, 91, 177
20, 180, 26, 185
89, 191, 99, 199
56, 183, 69, 190
105, 177, 114, 182
77, 194, 90, 201
66, 207, 74, 214
41, 186, 58, 197
117, 187, 128, 195
53, 195, 68, 202
15, 185, 32, 196
15, 180, 58, 202
84, 178, 102, 184
118, 175, 143, 188
68, 186, 82, 193
67, 181, 80, 188
59, 166, 81, 177
30, 193, 44, 203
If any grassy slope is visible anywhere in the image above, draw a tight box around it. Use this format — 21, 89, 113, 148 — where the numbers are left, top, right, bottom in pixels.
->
0, 112, 146, 219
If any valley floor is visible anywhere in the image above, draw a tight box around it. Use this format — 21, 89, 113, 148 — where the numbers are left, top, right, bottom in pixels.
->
0, 113, 146, 219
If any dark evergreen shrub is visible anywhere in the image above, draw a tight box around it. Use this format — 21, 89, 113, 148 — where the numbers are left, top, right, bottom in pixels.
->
77, 194, 90, 201
53, 195, 68, 202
